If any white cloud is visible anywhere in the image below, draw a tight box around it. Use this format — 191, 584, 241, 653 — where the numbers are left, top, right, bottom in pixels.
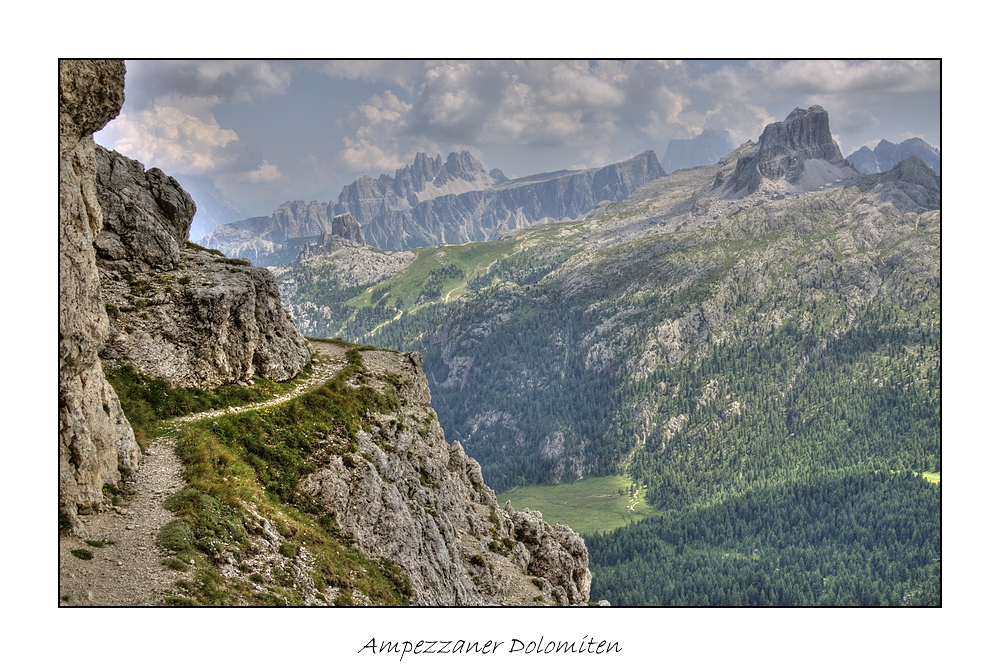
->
238, 160, 282, 183
101, 104, 239, 175
336, 91, 413, 172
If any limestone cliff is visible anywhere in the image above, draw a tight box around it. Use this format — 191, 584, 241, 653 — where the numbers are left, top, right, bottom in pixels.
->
59, 60, 141, 526
299, 347, 591, 605
95, 146, 310, 388
726, 105, 856, 195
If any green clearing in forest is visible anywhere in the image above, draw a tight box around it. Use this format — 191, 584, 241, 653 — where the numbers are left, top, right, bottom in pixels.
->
498, 475, 661, 535
349, 239, 519, 310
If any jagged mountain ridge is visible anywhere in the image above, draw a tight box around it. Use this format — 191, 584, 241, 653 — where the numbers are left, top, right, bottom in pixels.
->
204, 150, 666, 261
847, 137, 941, 176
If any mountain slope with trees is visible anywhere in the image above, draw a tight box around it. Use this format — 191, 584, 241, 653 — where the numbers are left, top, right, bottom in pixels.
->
271, 107, 941, 604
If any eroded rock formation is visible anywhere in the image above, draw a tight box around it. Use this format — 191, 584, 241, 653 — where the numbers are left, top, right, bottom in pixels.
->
95, 147, 310, 388
59, 60, 141, 526
726, 105, 856, 195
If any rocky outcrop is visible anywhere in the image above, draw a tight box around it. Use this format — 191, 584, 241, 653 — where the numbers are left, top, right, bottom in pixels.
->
726, 105, 856, 195
294, 213, 365, 263
202, 202, 365, 265
858, 155, 941, 212
847, 138, 941, 176
95, 147, 310, 388
95, 146, 196, 271
299, 348, 591, 605
661, 128, 733, 174
206, 151, 666, 260
59, 60, 141, 526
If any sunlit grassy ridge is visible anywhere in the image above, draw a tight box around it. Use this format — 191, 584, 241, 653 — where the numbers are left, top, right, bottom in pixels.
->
349, 239, 519, 312
105, 361, 314, 446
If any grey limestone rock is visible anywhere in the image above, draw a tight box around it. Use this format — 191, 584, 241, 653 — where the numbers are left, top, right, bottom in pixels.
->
59, 59, 141, 526
94, 145, 310, 388
298, 348, 591, 606
95, 146, 195, 270
726, 105, 855, 195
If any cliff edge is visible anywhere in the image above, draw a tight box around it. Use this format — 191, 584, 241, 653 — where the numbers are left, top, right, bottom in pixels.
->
59, 60, 141, 527
300, 346, 591, 605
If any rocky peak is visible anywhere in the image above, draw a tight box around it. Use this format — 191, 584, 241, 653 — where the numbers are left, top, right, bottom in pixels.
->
726, 105, 853, 195
438, 150, 488, 185
95, 147, 310, 388
295, 212, 365, 263
847, 137, 941, 176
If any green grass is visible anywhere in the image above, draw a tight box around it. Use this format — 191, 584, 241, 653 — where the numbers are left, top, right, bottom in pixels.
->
158, 341, 411, 606
349, 239, 518, 311
921, 471, 941, 484
498, 475, 661, 535
105, 361, 314, 444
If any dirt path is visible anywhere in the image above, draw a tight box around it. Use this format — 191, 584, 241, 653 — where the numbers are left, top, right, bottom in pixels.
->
58, 341, 348, 606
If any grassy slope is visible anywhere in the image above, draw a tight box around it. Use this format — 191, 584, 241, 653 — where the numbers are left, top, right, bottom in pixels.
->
108, 343, 412, 606
349, 239, 519, 311
498, 476, 661, 535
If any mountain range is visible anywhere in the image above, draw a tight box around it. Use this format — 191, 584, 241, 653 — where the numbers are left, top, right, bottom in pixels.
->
203, 150, 666, 262
60, 60, 940, 607
847, 137, 941, 176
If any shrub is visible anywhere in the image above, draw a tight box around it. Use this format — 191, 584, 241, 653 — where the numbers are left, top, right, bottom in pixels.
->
156, 519, 196, 554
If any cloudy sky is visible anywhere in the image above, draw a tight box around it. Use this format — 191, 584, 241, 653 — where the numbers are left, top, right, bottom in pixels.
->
94, 59, 940, 226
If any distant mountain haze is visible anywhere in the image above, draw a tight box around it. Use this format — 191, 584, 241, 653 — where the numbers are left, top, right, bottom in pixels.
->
205, 150, 666, 262
660, 128, 734, 173
847, 137, 941, 176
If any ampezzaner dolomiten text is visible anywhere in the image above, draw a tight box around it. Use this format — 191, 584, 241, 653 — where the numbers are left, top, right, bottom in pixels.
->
359, 636, 622, 660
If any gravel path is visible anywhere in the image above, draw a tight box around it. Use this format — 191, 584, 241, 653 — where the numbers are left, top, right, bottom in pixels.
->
58, 341, 348, 606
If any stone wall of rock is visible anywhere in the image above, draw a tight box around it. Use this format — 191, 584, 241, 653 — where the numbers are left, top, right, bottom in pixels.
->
95, 147, 310, 388
726, 105, 854, 195
299, 348, 591, 605
59, 60, 141, 526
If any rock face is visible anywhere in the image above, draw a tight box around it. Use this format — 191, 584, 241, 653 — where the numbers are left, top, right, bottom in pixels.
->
95, 147, 310, 388
299, 348, 591, 605
202, 202, 365, 265
341, 150, 666, 251
661, 128, 733, 174
726, 105, 855, 195
59, 60, 141, 526
206, 150, 666, 260
847, 138, 941, 176
294, 213, 365, 263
